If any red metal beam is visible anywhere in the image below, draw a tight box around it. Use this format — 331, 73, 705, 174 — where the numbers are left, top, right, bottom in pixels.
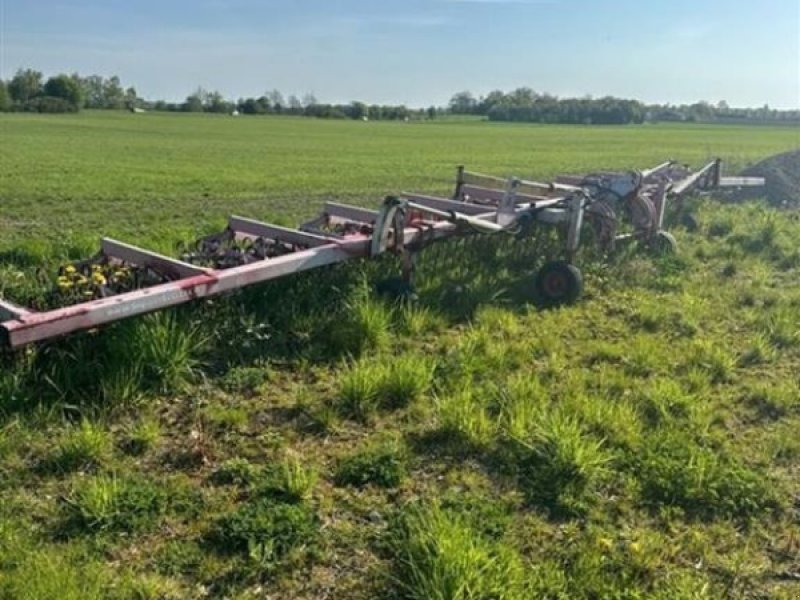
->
3, 236, 370, 347
1, 217, 465, 347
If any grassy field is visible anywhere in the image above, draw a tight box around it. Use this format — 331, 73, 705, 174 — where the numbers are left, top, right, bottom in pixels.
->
1, 112, 800, 599
1, 111, 798, 247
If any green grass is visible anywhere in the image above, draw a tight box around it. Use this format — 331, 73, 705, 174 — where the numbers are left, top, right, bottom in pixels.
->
334, 438, 407, 488
0, 111, 797, 250
0, 112, 799, 599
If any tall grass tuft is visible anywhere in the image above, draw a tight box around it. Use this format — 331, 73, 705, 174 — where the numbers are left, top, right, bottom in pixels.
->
335, 439, 407, 488
132, 312, 210, 393
758, 304, 800, 348
685, 340, 736, 384
51, 419, 113, 472
337, 359, 383, 421
634, 428, 778, 520
380, 353, 436, 409
512, 411, 611, 515
257, 453, 319, 503
398, 303, 445, 337
337, 352, 435, 419
0, 546, 109, 600
737, 333, 776, 367
122, 417, 161, 456
330, 285, 393, 356
435, 387, 494, 449
63, 474, 168, 533
496, 375, 549, 440
391, 503, 527, 600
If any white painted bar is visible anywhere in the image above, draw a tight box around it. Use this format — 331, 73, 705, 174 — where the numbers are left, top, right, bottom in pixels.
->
671, 161, 717, 196
101, 238, 209, 279
323, 202, 379, 224
460, 184, 555, 205
718, 177, 765, 188
229, 216, 333, 247
402, 193, 490, 216
0, 299, 32, 321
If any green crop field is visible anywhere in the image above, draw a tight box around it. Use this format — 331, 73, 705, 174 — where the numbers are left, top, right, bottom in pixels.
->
0, 111, 799, 600
1, 111, 797, 246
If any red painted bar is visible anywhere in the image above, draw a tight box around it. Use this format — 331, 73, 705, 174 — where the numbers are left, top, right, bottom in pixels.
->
1, 217, 463, 348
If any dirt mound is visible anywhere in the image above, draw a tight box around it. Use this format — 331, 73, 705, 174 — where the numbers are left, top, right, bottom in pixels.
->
740, 149, 800, 206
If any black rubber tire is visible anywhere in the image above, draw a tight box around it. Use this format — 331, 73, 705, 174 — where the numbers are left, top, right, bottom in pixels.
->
374, 277, 417, 301
515, 212, 536, 239
651, 231, 678, 255
534, 261, 583, 306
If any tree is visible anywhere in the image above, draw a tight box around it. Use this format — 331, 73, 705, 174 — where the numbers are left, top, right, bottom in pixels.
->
477, 90, 505, 114
8, 68, 43, 103
287, 94, 303, 113
0, 81, 9, 111
449, 91, 477, 114
183, 87, 206, 112
80, 75, 105, 108
125, 86, 138, 108
506, 87, 537, 107
103, 76, 125, 108
206, 90, 230, 113
347, 101, 367, 120
43, 74, 83, 106
267, 89, 284, 113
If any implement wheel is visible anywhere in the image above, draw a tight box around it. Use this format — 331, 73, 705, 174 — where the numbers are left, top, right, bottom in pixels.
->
651, 231, 678, 255
375, 277, 417, 302
534, 261, 583, 306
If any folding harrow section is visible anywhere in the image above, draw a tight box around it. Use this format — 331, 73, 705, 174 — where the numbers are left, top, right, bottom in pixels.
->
0, 158, 762, 348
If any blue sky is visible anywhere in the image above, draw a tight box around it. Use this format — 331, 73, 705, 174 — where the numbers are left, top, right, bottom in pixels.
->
1, 0, 798, 108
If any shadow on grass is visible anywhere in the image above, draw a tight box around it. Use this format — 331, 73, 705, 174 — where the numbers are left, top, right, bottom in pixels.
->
0, 230, 575, 421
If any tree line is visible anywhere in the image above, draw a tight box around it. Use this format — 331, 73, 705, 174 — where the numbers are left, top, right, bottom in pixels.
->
449, 89, 800, 125
1, 67, 797, 125
0, 69, 137, 113
0, 68, 425, 120
158, 87, 428, 121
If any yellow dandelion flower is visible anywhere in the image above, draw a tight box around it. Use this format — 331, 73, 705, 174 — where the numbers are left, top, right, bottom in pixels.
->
93, 274, 107, 286
64, 265, 76, 274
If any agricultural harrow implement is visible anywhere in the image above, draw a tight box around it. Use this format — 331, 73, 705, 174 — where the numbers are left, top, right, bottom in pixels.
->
0, 159, 762, 348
